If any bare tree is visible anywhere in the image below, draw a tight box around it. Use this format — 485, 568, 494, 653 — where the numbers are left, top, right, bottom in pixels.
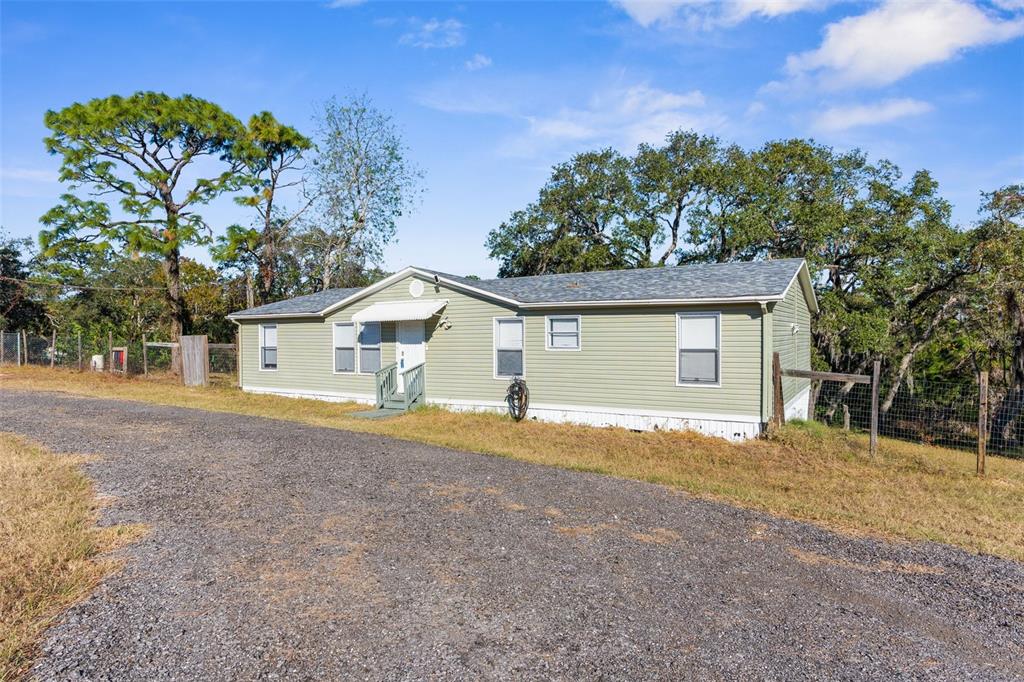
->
297, 94, 423, 290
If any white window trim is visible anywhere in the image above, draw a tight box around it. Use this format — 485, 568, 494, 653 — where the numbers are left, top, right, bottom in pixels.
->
545, 314, 582, 352
675, 311, 722, 388
493, 316, 526, 380
259, 323, 278, 372
356, 321, 382, 375
332, 321, 356, 375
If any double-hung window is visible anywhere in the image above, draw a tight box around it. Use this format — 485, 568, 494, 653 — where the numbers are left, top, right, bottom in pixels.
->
260, 324, 277, 370
546, 316, 580, 351
358, 322, 382, 373
494, 317, 525, 378
677, 313, 720, 385
333, 322, 355, 373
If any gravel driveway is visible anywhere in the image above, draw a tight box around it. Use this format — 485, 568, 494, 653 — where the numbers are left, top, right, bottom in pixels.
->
3, 389, 1022, 680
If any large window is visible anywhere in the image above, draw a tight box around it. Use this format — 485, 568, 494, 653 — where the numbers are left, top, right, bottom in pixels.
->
260, 324, 277, 370
546, 315, 580, 351
358, 322, 382, 374
494, 317, 525, 378
677, 313, 719, 385
333, 322, 355, 373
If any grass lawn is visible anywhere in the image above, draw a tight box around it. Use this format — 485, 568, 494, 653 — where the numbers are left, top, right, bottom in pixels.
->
2, 366, 1022, 565
0, 432, 144, 680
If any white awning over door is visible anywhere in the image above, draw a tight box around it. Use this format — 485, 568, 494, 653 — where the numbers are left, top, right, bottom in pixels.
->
351, 299, 448, 323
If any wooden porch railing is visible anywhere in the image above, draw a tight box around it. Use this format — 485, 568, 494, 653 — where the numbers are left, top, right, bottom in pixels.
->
375, 363, 398, 407
401, 362, 426, 407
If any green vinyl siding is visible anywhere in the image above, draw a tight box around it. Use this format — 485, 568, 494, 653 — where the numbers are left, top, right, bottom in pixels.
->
771, 281, 812, 406
239, 273, 766, 418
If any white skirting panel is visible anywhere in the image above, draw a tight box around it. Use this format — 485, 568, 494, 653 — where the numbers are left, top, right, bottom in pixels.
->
784, 386, 811, 421
241, 385, 375, 405
429, 398, 763, 441
240, 386, 764, 441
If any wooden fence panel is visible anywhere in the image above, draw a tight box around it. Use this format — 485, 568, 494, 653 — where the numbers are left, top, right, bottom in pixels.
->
180, 335, 209, 387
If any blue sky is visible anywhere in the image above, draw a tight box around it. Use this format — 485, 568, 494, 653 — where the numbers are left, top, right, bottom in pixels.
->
2, 0, 1022, 277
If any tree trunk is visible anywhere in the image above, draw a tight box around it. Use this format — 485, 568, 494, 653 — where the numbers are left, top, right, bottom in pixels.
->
823, 356, 872, 421
990, 289, 1024, 449
245, 269, 256, 309
162, 247, 189, 375
258, 214, 276, 305
881, 295, 962, 414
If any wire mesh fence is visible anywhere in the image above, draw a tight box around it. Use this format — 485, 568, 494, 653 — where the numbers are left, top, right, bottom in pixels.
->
811, 375, 1023, 459
0, 329, 237, 385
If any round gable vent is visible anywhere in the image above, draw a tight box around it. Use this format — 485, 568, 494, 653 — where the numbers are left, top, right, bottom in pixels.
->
409, 279, 425, 298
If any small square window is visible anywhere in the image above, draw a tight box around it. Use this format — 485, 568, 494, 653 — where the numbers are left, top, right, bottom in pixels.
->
546, 316, 580, 350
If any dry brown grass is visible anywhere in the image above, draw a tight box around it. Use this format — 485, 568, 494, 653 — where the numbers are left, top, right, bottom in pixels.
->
2, 366, 1023, 563
0, 432, 145, 680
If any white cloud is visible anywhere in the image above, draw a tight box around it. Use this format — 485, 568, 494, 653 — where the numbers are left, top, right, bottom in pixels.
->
399, 18, 466, 49
786, 0, 1024, 89
612, 0, 689, 27
464, 53, 492, 71
1, 167, 58, 183
611, 0, 829, 29
813, 98, 933, 132
511, 84, 719, 155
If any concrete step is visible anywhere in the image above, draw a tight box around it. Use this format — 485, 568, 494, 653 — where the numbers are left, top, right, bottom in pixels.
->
349, 407, 407, 420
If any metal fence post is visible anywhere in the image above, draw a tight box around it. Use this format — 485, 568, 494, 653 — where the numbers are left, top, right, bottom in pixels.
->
142, 334, 148, 375
77, 331, 82, 371
108, 331, 113, 373
50, 329, 56, 368
22, 330, 28, 365
870, 360, 880, 457
15, 330, 20, 366
1, 330, 5, 365
978, 371, 988, 476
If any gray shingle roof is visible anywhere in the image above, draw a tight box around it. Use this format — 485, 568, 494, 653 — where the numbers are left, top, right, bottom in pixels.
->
435, 258, 807, 304
229, 287, 362, 318
228, 259, 808, 318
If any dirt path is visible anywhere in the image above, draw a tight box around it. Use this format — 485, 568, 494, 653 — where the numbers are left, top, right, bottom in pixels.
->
3, 389, 1022, 680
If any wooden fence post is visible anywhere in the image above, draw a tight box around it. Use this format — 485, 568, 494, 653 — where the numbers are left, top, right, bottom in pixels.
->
50, 329, 56, 368
870, 360, 880, 457
843, 404, 850, 431
77, 331, 82, 371
807, 382, 816, 422
978, 370, 988, 476
142, 334, 149, 376
772, 352, 785, 429
108, 331, 113, 373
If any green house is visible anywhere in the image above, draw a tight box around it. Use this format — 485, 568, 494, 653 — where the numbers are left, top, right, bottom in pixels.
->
227, 259, 817, 441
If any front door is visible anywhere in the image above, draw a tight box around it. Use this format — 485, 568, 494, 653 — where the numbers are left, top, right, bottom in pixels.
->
396, 320, 425, 392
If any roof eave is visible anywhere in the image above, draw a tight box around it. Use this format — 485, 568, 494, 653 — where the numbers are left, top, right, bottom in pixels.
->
227, 312, 326, 321
518, 294, 786, 309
